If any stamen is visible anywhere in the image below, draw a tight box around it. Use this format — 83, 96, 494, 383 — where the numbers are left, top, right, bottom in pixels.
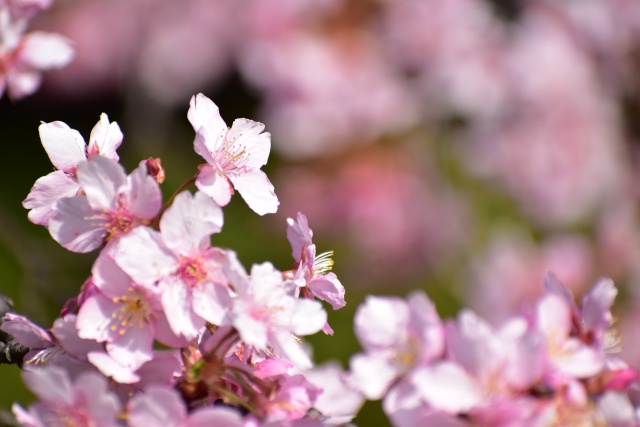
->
110, 291, 152, 335
314, 251, 334, 275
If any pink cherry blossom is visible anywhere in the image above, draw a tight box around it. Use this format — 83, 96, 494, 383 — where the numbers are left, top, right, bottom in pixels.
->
13, 366, 121, 427
23, 114, 123, 226
239, 33, 418, 160
1, 313, 101, 371
263, 374, 321, 422
128, 386, 243, 427
286, 212, 345, 311
48, 156, 162, 253
534, 293, 604, 381
302, 362, 364, 424
223, 250, 326, 369
187, 93, 279, 215
348, 291, 444, 400
0, 6, 73, 100
76, 253, 186, 374
114, 190, 230, 341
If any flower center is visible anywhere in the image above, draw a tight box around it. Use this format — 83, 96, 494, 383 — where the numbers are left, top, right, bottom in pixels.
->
111, 289, 152, 335
214, 134, 250, 174
54, 402, 97, 427
177, 256, 208, 287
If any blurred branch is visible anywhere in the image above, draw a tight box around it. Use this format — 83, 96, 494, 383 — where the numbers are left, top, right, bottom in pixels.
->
0, 294, 28, 366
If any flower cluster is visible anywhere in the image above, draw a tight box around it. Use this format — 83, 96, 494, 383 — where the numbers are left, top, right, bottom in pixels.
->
0, 0, 73, 100
5, 91, 640, 426
349, 274, 639, 426
7, 93, 352, 426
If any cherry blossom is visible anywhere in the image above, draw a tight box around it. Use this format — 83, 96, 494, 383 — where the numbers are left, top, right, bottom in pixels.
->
348, 291, 444, 400
187, 93, 279, 215
114, 191, 230, 341
223, 250, 327, 369
128, 386, 244, 427
0, 7, 73, 100
13, 366, 121, 427
23, 114, 123, 226
76, 253, 185, 374
48, 156, 162, 253
286, 212, 345, 311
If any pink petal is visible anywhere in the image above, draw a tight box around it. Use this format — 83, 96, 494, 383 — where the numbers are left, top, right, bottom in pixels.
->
160, 191, 223, 255
114, 227, 176, 285
233, 311, 268, 349
161, 278, 203, 340
446, 310, 501, 378
354, 295, 408, 350
195, 164, 233, 207
581, 278, 617, 334
188, 407, 244, 427
286, 212, 313, 262
291, 298, 327, 336
271, 332, 314, 370
229, 169, 279, 215
86, 113, 122, 161
76, 156, 127, 210
38, 121, 86, 172
553, 338, 603, 378
308, 273, 346, 310
412, 362, 483, 413
23, 170, 79, 226
51, 315, 102, 360
254, 359, 293, 379
0, 313, 51, 348
125, 161, 162, 220
7, 70, 41, 99
12, 403, 43, 427
87, 351, 140, 384
304, 363, 364, 421
188, 93, 228, 148
128, 386, 185, 427
537, 294, 571, 341
151, 311, 189, 349
17, 32, 74, 69
107, 325, 154, 371
192, 282, 232, 326
598, 391, 636, 426
91, 253, 133, 298
348, 353, 399, 400
22, 366, 73, 405
226, 118, 271, 168
74, 371, 121, 420
192, 131, 216, 165
76, 294, 117, 342
48, 195, 105, 253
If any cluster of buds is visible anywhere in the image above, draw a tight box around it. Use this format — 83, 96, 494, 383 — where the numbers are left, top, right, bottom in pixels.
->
0, 0, 73, 100
4, 93, 352, 426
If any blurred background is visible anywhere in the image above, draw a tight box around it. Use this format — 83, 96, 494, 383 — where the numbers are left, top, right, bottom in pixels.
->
3, 0, 640, 425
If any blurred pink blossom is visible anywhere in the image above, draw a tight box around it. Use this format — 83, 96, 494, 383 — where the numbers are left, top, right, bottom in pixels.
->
468, 230, 594, 326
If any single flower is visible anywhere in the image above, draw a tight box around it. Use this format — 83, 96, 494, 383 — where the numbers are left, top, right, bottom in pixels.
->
187, 93, 279, 215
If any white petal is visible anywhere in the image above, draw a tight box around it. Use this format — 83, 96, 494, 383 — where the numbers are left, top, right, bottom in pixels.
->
160, 191, 223, 254
23, 170, 79, 226
229, 169, 279, 215
76, 156, 126, 210
87, 113, 122, 161
39, 121, 86, 172
49, 196, 105, 253
187, 93, 227, 149
18, 32, 74, 69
